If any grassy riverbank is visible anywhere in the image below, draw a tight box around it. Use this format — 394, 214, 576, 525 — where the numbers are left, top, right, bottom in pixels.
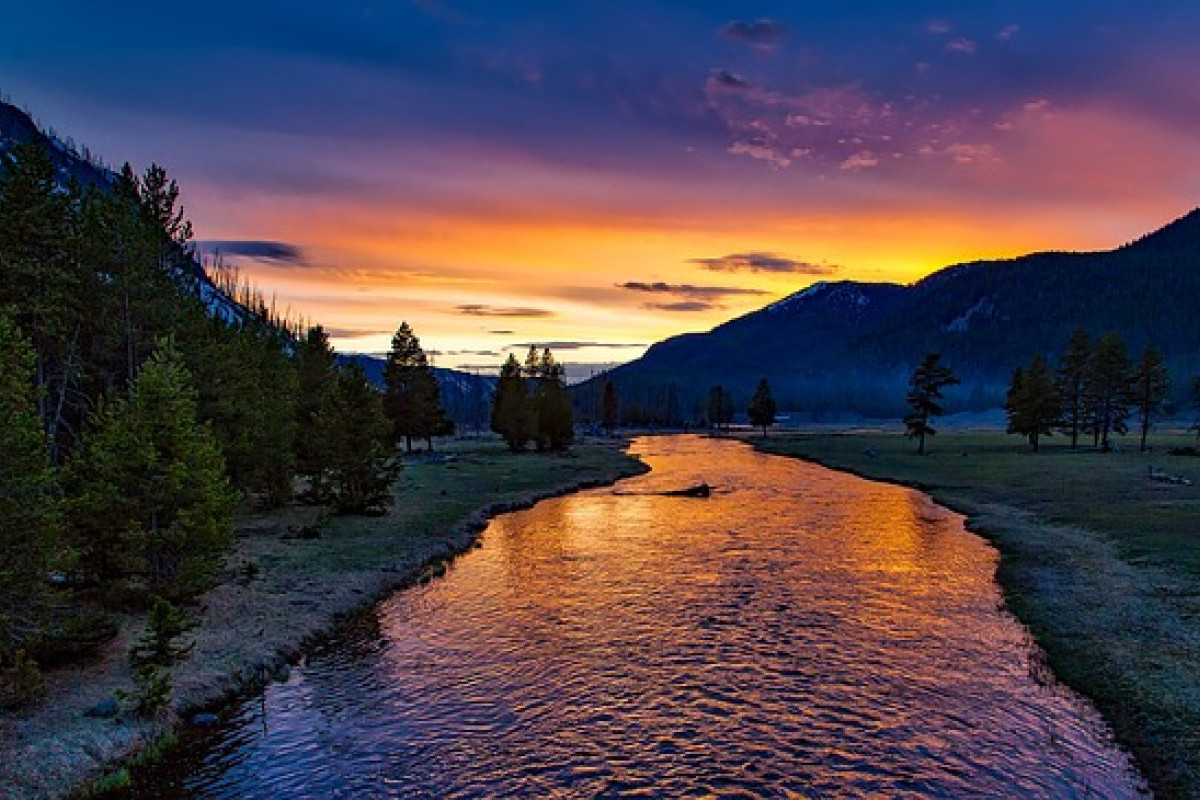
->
745, 430, 1200, 800
0, 437, 645, 800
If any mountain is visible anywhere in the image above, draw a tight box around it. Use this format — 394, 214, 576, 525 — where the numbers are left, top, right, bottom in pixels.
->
590, 209, 1200, 420
338, 354, 498, 429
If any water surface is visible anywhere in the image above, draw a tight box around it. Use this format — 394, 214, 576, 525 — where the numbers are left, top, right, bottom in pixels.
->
136, 436, 1146, 798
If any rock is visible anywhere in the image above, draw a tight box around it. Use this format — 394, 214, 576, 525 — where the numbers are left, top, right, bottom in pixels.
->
663, 483, 712, 498
84, 697, 119, 719
189, 712, 219, 726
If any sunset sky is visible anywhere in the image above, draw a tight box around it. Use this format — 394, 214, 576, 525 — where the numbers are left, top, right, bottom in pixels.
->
4, 2, 1200, 372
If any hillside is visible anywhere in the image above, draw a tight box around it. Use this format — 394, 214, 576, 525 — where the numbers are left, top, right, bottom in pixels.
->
591, 209, 1200, 419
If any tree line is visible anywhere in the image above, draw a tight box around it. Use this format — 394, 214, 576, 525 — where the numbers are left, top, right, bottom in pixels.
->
902, 330, 1181, 454
0, 142, 442, 709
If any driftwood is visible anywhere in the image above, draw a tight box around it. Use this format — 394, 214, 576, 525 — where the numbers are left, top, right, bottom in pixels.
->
1149, 466, 1193, 486
660, 483, 712, 498
614, 483, 713, 499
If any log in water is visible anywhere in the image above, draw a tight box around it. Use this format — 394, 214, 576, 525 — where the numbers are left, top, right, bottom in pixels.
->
129, 435, 1147, 798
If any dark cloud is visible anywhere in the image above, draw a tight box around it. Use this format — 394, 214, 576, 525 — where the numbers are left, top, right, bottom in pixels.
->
643, 301, 713, 312
322, 326, 382, 339
721, 18, 786, 45
456, 304, 554, 318
428, 349, 500, 357
617, 281, 766, 299
707, 69, 751, 92
487, 329, 515, 335
509, 341, 647, 351
194, 240, 305, 264
690, 252, 840, 275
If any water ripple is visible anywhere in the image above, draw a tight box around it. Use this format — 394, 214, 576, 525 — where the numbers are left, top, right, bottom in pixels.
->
138, 436, 1146, 799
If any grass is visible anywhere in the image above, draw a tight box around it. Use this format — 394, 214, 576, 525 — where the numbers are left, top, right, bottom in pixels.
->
747, 428, 1200, 800
4, 436, 645, 800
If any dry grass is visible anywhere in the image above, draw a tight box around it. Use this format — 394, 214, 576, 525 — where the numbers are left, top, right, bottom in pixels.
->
0, 437, 645, 800
748, 429, 1200, 800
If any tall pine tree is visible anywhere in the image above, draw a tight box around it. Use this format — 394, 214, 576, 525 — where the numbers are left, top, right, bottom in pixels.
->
491, 354, 531, 451
1086, 333, 1133, 451
747, 378, 777, 437
65, 340, 237, 599
904, 353, 959, 455
383, 322, 447, 452
1055, 329, 1092, 449
1004, 354, 1061, 452
1132, 346, 1170, 452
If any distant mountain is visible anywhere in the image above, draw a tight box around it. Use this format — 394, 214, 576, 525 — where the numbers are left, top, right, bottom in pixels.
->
588, 209, 1200, 420
338, 354, 497, 429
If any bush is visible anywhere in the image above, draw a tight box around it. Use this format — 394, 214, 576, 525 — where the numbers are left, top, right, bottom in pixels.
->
0, 648, 46, 710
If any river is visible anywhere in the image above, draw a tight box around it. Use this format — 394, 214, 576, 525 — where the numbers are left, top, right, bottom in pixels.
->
126, 435, 1147, 798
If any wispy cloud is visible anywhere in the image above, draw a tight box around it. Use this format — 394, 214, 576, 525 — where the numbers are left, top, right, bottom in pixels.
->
691, 252, 839, 275
617, 281, 767, 299
643, 301, 714, 312
721, 18, 785, 46
456, 304, 554, 317
707, 69, 752, 92
323, 326, 383, 338
509, 341, 646, 351
946, 37, 977, 54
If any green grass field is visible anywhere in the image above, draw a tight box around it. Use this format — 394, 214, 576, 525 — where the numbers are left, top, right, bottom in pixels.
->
748, 429, 1200, 800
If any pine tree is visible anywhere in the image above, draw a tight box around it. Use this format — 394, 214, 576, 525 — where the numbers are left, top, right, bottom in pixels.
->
323, 363, 398, 514
532, 348, 573, 450
602, 379, 619, 436
383, 322, 447, 452
904, 353, 959, 455
295, 325, 339, 500
1004, 355, 1061, 452
1132, 346, 1170, 452
708, 385, 734, 431
1086, 333, 1133, 451
747, 378, 777, 436
491, 354, 531, 451
0, 312, 61, 675
1055, 329, 1092, 449
65, 339, 237, 599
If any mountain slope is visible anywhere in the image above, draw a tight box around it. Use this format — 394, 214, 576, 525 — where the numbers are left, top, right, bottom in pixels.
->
592, 208, 1200, 419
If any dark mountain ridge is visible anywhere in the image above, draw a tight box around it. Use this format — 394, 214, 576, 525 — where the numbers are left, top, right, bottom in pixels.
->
590, 208, 1200, 419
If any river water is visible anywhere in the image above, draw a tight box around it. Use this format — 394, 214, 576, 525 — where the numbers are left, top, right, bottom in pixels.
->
129, 436, 1147, 798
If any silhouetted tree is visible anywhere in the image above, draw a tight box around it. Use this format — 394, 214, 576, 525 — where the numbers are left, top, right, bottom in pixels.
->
1086, 333, 1133, 451
491, 354, 531, 451
383, 322, 446, 452
904, 353, 959, 455
708, 385, 734, 432
747, 378, 777, 436
530, 348, 573, 450
1132, 346, 1170, 452
602, 379, 619, 435
1055, 329, 1092, 449
1004, 354, 1061, 452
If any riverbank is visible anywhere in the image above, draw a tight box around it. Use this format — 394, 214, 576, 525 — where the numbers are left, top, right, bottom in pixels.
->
0, 437, 646, 800
743, 430, 1200, 800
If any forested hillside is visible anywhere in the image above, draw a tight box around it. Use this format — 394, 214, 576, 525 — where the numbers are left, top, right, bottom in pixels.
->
591, 209, 1200, 420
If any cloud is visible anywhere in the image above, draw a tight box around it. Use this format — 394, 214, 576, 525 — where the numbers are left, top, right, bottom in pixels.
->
194, 240, 305, 264
322, 326, 383, 339
728, 141, 792, 169
721, 18, 785, 45
690, 252, 839, 275
946, 37, 977, 54
455, 304, 554, 318
926, 20, 951, 35
487, 329, 515, 335
996, 24, 1019, 41
428, 349, 500, 357
839, 150, 880, 170
643, 301, 714, 312
617, 281, 766, 299
707, 69, 751, 92
509, 341, 646, 351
